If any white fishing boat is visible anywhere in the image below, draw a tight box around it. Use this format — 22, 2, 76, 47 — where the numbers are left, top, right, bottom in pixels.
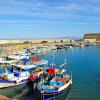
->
19, 49, 31, 56
49, 46, 57, 50
0, 57, 18, 64
8, 54, 29, 60
0, 58, 48, 88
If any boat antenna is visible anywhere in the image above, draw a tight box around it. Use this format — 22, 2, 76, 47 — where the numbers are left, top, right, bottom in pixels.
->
60, 59, 66, 68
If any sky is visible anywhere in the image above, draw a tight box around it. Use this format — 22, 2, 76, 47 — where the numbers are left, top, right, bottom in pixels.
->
0, 0, 100, 39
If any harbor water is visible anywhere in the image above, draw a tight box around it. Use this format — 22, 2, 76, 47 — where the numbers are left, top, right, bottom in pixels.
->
0, 46, 100, 100
42, 46, 100, 100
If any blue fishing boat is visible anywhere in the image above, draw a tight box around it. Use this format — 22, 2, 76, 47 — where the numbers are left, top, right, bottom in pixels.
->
37, 60, 72, 100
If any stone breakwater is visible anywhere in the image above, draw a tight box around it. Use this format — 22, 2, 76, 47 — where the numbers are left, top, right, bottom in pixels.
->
0, 39, 70, 44
0, 39, 71, 57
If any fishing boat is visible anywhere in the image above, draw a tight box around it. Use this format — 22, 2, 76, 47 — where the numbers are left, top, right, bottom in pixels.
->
0, 58, 48, 88
37, 60, 72, 100
0, 56, 19, 64
49, 46, 57, 50
8, 54, 30, 60
55, 45, 64, 49
19, 49, 31, 56
32, 49, 41, 54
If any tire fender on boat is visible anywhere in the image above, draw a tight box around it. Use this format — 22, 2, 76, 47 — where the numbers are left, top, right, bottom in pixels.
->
16, 79, 20, 84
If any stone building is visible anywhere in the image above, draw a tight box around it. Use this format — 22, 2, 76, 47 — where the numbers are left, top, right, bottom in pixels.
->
84, 33, 100, 43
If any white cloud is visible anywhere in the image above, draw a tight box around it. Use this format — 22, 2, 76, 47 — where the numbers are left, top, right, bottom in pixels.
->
0, 0, 100, 24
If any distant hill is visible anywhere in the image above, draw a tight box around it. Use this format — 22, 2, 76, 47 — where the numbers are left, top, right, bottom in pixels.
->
57, 36, 83, 40
0, 36, 83, 40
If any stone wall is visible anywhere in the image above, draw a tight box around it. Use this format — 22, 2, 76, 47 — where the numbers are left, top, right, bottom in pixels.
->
0, 39, 70, 44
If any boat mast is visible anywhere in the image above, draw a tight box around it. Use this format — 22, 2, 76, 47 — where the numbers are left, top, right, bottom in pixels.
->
52, 51, 55, 66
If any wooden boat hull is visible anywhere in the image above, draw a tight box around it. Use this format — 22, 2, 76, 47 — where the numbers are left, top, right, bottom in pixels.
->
41, 79, 72, 100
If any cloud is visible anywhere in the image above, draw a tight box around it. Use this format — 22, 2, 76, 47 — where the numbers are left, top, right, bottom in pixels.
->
0, 0, 100, 25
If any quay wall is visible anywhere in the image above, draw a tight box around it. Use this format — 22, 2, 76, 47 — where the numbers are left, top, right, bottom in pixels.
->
0, 39, 71, 57
0, 39, 70, 44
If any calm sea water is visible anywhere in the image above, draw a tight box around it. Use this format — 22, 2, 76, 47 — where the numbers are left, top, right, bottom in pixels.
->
42, 46, 100, 100
0, 46, 100, 100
